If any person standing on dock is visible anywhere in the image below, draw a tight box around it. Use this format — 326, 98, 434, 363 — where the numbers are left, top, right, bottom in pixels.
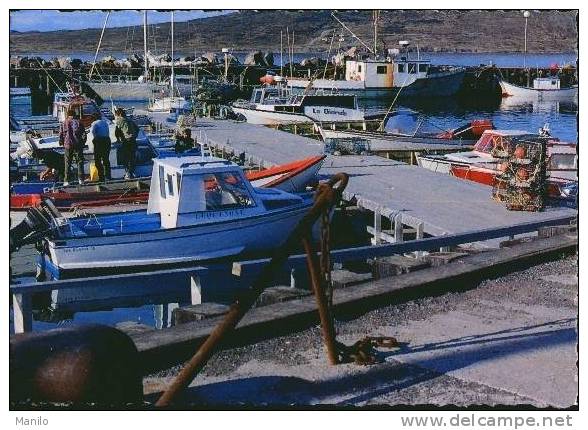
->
59, 109, 86, 186
90, 115, 112, 181
114, 108, 139, 179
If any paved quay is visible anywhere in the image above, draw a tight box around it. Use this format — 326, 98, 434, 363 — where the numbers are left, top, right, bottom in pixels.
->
144, 254, 578, 407
150, 117, 577, 237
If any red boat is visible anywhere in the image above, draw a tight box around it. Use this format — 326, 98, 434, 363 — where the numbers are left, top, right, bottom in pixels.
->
417, 129, 577, 198
10, 155, 326, 211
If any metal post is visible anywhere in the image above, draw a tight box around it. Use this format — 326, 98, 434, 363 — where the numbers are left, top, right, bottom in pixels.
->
301, 236, 339, 365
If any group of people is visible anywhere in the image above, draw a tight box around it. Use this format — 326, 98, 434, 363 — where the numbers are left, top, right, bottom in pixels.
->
45, 108, 198, 185
57, 107, 139, 185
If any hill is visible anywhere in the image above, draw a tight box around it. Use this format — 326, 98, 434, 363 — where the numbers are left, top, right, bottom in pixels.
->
9, 10, 578, 55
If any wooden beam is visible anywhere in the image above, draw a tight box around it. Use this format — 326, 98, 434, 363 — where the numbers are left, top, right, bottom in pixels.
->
131, 233, 577, 374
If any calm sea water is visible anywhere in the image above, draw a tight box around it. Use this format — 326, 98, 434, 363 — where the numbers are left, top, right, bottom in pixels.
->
20, 51, 577, 68
9, 51, 578, 332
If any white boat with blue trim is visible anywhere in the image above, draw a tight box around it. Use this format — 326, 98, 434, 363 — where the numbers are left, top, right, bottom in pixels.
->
15, 156, 315, 279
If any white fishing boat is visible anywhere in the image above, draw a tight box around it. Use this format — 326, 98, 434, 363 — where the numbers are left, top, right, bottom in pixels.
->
10, 156, 316, 279
147, 11, 190, 113
499, 77, 578, 102
85, 11, 169, 101
148, 96, 191, 113
318, 108, 493, 152
288, 41, 464, 100
232, 77, 365, 125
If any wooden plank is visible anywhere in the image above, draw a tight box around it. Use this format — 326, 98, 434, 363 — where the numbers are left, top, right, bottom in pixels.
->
131, 234, 577, 374
10, 266, 208, 295
12, 293, 32, 334
233, 217, 576, 277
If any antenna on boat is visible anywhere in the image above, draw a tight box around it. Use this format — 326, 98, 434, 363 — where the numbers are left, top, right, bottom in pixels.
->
331, 12, 374, 54
143, 10, 149, 79
171, 11, 175, 98
523, 10, 530, 69
373, 10, 380, 57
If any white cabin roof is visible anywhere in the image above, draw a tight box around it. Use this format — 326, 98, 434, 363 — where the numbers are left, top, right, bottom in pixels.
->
154, 156, 237, 174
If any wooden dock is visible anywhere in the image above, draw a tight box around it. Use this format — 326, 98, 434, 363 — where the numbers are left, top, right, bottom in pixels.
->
171, 117, 577, 239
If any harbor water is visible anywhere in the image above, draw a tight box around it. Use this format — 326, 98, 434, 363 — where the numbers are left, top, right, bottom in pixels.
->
9, 52, 578, 333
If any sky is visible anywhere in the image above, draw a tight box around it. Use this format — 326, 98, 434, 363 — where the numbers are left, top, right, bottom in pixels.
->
9, 10, 235, 32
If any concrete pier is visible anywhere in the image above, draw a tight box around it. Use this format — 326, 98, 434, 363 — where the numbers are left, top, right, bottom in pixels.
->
154, 117, 577, 239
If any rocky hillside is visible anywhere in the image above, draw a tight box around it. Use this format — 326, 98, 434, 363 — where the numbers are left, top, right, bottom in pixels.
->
9, 10, 577, 54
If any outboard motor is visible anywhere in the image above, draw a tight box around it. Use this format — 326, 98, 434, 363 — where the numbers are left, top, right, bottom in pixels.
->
10, 199, 62, 253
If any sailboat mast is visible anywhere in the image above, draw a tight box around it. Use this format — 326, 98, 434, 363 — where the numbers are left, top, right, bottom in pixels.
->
143, 11, 149, 78
171, 11, 175, 97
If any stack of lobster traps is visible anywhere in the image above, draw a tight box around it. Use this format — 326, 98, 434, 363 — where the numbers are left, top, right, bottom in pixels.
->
491, 134, 548, 211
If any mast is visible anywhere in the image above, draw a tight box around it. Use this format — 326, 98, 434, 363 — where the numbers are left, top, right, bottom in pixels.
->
89, 11, 110, 80
143, 11, 149, 78
171, 11, 175, 97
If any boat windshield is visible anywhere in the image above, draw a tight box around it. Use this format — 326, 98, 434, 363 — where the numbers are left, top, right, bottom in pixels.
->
203, 172, 256, 210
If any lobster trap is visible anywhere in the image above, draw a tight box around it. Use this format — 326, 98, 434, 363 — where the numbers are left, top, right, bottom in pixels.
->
491, 135, 548, 212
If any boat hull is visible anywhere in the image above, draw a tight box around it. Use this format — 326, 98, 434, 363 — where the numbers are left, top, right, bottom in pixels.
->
499, 80, 578, 102
288, 69, 465, 99
45, 200, 313, 277
320, 128, 475, 152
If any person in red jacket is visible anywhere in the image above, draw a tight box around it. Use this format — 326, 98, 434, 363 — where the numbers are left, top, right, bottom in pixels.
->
59, 109, 87, 185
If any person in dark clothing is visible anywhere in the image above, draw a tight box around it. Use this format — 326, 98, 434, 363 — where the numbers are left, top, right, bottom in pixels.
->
174, 128, 196, 153
90, 116, 112, 181
59, 109, 86, 185
114, 108, 139, 179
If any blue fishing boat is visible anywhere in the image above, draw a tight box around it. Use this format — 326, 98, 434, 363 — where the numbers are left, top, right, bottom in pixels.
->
11, 156, 316, 279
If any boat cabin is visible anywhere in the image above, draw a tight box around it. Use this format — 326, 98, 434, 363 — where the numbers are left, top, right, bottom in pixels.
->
533, 77, 561, 90
147, 156, 302, 229
248, 86, 358, 112
344, 57, 434, 89
344, 60, 394, 89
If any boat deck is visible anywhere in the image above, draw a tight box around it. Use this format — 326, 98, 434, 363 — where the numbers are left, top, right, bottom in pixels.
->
145, 116, 576, 238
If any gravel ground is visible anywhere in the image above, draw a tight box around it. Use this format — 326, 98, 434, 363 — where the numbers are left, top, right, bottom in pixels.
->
144, 254, 577, 407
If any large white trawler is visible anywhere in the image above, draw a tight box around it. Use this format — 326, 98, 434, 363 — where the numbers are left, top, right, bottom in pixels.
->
288, 42, 465, 99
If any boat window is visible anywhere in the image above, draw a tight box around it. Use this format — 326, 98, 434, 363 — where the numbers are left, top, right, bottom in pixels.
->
167, 174, 174, 196
419, 63, 428, 73
357, 64, 362, 73
408, 64, 417, 74
377, 65, 388, 74
397, 63, 405, 73
549, 153, 577, 170
203, 172, 255, 210
176, 173, 182, 193
159, 166, 166, 198
253, 90, 263, 104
